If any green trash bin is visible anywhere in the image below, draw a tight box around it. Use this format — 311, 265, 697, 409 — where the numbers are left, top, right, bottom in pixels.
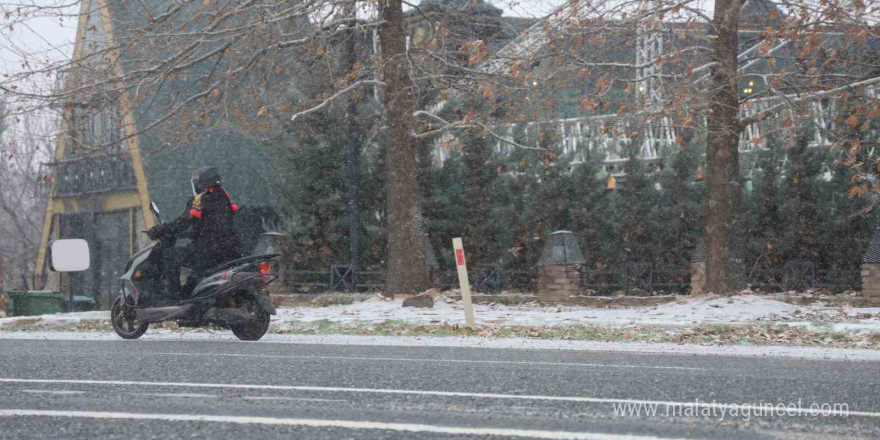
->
7, 291, 65, 317
62, 296, 97, 312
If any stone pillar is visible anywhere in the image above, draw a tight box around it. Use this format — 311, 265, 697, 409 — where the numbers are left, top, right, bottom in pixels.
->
690, 262, 705, 296
690, 237, 705, 296
535, 231, 586, 304
862, 228, 880, 305
537, 265, 581, 304
861, 264, 880, 303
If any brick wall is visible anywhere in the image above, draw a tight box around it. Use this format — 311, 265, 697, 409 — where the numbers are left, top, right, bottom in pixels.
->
861, 263, 880, 304
537, 265, 581, 304
690, 262, 705, 296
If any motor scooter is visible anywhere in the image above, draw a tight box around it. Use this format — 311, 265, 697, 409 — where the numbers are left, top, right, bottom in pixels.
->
110, 201, 279, 341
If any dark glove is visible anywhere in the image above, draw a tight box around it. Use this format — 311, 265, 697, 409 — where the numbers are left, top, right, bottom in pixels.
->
145, 226, 162, 241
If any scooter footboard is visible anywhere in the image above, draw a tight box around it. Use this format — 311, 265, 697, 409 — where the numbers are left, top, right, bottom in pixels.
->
136, 304, 193, 323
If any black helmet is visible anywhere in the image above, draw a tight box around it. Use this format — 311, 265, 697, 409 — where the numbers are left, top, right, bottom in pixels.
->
192, 166, 221, 193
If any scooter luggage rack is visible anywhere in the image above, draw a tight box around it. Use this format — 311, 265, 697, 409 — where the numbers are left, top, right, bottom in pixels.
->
211, 253, 282, 273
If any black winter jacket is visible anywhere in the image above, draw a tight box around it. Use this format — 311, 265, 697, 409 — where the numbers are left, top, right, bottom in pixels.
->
155, 186, 243, 267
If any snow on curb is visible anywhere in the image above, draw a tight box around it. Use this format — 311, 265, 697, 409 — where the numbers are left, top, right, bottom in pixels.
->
3, 295, 880, 333
0, 331, 877, 361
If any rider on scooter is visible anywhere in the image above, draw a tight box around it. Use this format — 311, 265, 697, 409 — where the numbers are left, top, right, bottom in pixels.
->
146, 166, 243, 299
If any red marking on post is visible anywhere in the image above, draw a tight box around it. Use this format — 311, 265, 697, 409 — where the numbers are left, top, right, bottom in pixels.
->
455, 249, 465, 266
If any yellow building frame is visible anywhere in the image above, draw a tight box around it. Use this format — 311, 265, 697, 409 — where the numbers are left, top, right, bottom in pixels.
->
34, 0, 154, 289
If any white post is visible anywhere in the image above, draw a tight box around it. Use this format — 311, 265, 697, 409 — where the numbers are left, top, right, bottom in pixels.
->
452, 238, 475, 328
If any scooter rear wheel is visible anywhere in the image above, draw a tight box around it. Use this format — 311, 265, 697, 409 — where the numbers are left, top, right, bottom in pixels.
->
231, 290, 270, 341
111, 296, 149, 339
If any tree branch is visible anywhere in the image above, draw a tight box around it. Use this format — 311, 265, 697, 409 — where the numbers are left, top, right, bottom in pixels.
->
738, 76, 880, 130
290, 79, 386, 122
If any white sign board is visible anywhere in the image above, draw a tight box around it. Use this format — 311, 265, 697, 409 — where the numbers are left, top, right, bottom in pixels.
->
49, 239, 91, 272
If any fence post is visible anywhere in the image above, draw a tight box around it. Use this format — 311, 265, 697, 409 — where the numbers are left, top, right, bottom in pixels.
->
452, 238, 475, 328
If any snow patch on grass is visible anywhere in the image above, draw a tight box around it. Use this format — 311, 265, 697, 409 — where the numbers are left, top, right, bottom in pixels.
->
272, 294, 879, 331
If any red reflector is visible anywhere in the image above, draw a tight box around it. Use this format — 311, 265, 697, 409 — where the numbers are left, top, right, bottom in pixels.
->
260, 262, 271, 275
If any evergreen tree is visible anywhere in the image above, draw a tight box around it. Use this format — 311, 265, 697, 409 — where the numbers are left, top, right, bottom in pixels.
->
566, 154, 608, 268
462, 129, 496, 267
424, 149, 468, 269
657, 138, 704, 266
616, 135, 660, 263
778, 129, 824, 262
822, 161, 875, 291
272, 122, 384, 271
742, 139, 784, 273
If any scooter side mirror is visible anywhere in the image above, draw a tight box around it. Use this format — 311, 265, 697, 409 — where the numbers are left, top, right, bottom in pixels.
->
48, 239, 91, 272
149, 201, 162, 223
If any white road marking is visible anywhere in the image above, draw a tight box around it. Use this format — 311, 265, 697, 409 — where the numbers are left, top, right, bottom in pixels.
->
0, 378, 875, 418
0, 409, 699, 440
133, 393, 217, 399
148, 352, 706, 371
242, 396, 346, 403
20, 390, 85, 396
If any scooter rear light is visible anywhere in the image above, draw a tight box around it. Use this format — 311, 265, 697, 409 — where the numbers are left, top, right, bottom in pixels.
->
260, 262, 272, 275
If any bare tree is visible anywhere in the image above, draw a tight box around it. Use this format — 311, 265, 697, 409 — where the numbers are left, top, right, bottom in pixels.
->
0, 102, 56, 290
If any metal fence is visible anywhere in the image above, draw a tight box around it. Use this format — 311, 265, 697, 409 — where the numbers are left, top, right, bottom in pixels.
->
284, 263, 535, 294
744, 261, 860, 292
281, 260, 860, 295
581, 263, 690, 295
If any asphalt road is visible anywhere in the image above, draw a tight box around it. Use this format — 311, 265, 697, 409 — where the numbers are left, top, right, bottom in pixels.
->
0, 338, 877, 439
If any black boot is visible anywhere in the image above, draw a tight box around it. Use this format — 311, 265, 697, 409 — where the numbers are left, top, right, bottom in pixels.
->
159, 278, 182, 303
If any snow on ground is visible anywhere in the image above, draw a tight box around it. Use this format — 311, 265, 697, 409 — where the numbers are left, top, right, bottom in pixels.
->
3, 294, 880, 333
273, 295, 880, 332
0, 310, 108, 327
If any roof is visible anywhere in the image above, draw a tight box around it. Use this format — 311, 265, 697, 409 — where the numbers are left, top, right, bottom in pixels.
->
100, 0, 284, 214
863, 228, 880, 264
537, 230, 586, 266
693, 238, 705, 263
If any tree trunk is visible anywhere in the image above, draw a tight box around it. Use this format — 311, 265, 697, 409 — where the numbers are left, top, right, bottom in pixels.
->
378, 0, 431, 295
704, 0, 742, 295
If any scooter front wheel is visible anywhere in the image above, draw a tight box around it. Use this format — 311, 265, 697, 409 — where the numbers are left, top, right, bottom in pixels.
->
111, 296, 149, 339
